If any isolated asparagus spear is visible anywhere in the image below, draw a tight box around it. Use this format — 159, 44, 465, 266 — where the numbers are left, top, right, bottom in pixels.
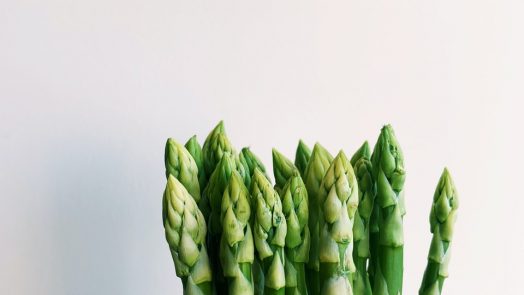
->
220, 171, 255, 295
419, 168, 458, 295
164, 138, 201, 203
294, 140, 312, 178
251, 169, 287, 295
350, 141, 375, 295
163, 175, 212, 295
303, 143, 333, 295
185, 135, 207, 191
317, 151, 358, 295
281, 171, 310, 295
370, 125, 406, 295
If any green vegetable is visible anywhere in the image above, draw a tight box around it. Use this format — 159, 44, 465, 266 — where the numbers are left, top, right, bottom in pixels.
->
164, 138, 201, 203
272, 148, 298, 194
202, 121, 236, 179
281, 171, 310, 295
251, 168, 287, 295
185, 135, 207, 191
294, 140, 311, 178
240, 147, 269, 187
350, 141, 375, 295
303, 143, 333, 295
163, 175, 212, 295
419, 168, 458, 295
318, 151, 358, 295
370, 125, 406, 295
220, 171, 255, 295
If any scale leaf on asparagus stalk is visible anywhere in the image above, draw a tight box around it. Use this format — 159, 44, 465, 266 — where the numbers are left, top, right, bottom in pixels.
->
303, 143, 333, 295
220, 171, 255, 295
164, 138, 201, 203
350, 141, 375, 295
318, 151, 358, 295
419, 168, 458, 295
294, 140, 312, 178
163, 175, 212, 295
370, 125, 406, 295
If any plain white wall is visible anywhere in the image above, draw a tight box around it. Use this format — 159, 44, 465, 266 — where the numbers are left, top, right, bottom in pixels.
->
1, 0, 523, 294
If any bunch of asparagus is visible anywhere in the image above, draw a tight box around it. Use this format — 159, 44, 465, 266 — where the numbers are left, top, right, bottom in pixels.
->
162, 121, 459, 295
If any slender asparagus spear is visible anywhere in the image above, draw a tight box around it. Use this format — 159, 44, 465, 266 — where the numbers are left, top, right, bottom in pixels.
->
163, 175, 212, 295
240, 147, 269, 187
317, 151, 358, 295
220, 171, 255, 295
164, 138, 201, 203
370, 125, 406, 295
303, 143, 333, 295
272, 148, 298, 194
281, 171, 310, 295
295, 140, 312, 178
350, 141, 374, 295
251, 168, 287, 295
419, 168, 459, 295
202, 121, 236, 179
185, 135, 207, 191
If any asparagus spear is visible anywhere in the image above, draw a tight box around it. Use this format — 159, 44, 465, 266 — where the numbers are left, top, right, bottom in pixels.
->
303, 143, 333, 295
185, 135, 207, 191
370, 125, 406, 295
251, 168, 287, 295
163, 175, 212, 295
281, 171, 310, 295
350, 141, 375, 295
419, 168, 459, 295
164, 138, 201, 203
294, 140, 312, 178
220, 171, 255, 295
240, 147, 269, 187
272, 148, 298, 194
202, 121, 236, 179
318, 151, 358, 295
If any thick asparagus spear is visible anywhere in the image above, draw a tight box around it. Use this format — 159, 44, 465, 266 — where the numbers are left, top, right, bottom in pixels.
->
370, 125, 406, 295
220, 171, 255, 295
251, 168, 287, 295
419, 168, 459, 295
350, 141, 375, 295
164, 138, 201, 203
281, 171, 310, 295
272, 148, 298, 194
185, 135, 207, 191
318, 151, 358, 295
163, 175, 212, 295
294, 140, 312, 178
303, 143, 333, 295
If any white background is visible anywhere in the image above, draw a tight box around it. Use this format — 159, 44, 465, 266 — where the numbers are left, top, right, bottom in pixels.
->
1, 0, 523, 294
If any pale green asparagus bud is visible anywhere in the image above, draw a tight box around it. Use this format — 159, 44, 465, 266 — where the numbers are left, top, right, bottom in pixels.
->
370, 125, 406, 295
163, 175, 212, 295
419, 168, 459, 295
272, 148, 298, 194
165, 138, 201, 203
281, 171, 310, 295
202, 121, 236, 178
350, 141, 375, 295
251, 168, 287, 295
220, 171, 255, 295
318, 151, 358, 295
185, 135, 207, 191
303, 143, 333, 295
295, 140, 312, 178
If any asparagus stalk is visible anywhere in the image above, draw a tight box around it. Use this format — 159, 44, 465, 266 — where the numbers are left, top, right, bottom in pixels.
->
317, 151, 358, 295
163, 175, 212, 295
202, 121, 236, 179
220, 171, 255, 295
185, 135, 207, 191
251, 169, 287, 295
164, 138, 201, 203
350, 141, 375, 295
419, 168, 459, 295
294, 140, 312, 178
370, 125, 406, 295
281, 171, 310, 295
272, 148, 298, 194
240, 147, 269, 187
303, 143, 333, 295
